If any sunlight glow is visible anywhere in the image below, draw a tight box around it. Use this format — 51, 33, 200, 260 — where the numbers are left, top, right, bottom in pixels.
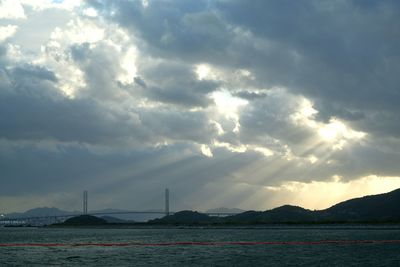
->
212, 91, 248, 119
291, 98, 318, 126
318, 118, 366, 142
51, 19, 104, 44
195, 64, 212, 80
200, 144, 213, 157
58, 67, 86, 98
319, 123, 342, 141
118, 47, 137, 84
141, 0, 149, 8
19, 0, 83, 11
194, 63, 223, 81
210, 120, 225, 135
214, 141, 274, 157
0, 25, 18, 42
308, 155, 318, 164
264, 175, 400, 210
292, 98, 366, 148
253, 147, 274, 157
212, 90, 248, 136
0, 0, 26, 19
83, 7, 98, 17
214, 141, 247, 153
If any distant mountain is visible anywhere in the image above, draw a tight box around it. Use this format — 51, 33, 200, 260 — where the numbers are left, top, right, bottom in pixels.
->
149, 211, 213, 224
224, 205, 316, 223
5, 207, 78, 218
206, 207, 245, 214
90, 208, 164, 222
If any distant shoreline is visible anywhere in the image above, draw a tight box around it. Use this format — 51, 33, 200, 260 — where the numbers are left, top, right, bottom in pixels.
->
42, 222, 400, 230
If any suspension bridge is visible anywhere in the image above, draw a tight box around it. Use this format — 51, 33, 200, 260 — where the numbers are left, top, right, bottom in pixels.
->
0, 189, 239, 226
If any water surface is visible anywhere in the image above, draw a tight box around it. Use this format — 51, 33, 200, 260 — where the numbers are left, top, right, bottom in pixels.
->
1, 226, 400, 266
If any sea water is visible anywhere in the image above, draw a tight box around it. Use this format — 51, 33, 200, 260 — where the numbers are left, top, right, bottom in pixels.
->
1, 226, 400, 266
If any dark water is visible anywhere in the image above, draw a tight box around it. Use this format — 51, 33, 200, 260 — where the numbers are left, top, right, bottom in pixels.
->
1, 226, 400, 266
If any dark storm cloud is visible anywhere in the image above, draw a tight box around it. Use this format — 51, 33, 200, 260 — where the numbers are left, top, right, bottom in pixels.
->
0, 63, 142, 144
139, 108, 218, 144
0, 93, 140, 144
0, 60, 219, 206
86, 0, 400, 178
299, 145, 399, 183
89, 0, 232, 61
0, 61, 217, 145
92, 0, 400, 138
3, 0, 400, 212
237, 91, 313, 146
13, 65, 57, 82
0, 25, 222, 146
70, 40, 219, 107
135, 60, 220, 107
69, 42, 128, 99
134, 76, 147, 88
215, 0, 400, 136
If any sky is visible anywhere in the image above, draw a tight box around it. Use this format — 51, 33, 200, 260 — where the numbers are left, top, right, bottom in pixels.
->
1, 0, 400, 213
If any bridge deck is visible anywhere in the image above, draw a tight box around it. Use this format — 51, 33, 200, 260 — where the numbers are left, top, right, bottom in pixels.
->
0, 211, 239, 222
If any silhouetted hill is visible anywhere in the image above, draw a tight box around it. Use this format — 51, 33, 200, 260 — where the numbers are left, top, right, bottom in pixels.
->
62, 215, 107, 226
265, 205, 316, 222
206, 207, 245, 214
148, 189, 400, 224
222, 210, 262, 223
149, 211, 213, 224
224, 189, 400, 223
224, 205, 316, 223
322, 188, 400, 221
7, 189, 400, 225
101, 216, 131, 223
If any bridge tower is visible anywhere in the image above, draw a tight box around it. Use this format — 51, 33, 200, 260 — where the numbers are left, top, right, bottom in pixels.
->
83, 190, 88, 214
165, 188, 169, 216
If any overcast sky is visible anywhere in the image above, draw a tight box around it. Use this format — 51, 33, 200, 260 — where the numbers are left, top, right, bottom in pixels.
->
1, 0, 400, 213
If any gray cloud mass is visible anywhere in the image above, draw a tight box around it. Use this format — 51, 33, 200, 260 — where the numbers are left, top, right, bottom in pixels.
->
1, 0, 400, 212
